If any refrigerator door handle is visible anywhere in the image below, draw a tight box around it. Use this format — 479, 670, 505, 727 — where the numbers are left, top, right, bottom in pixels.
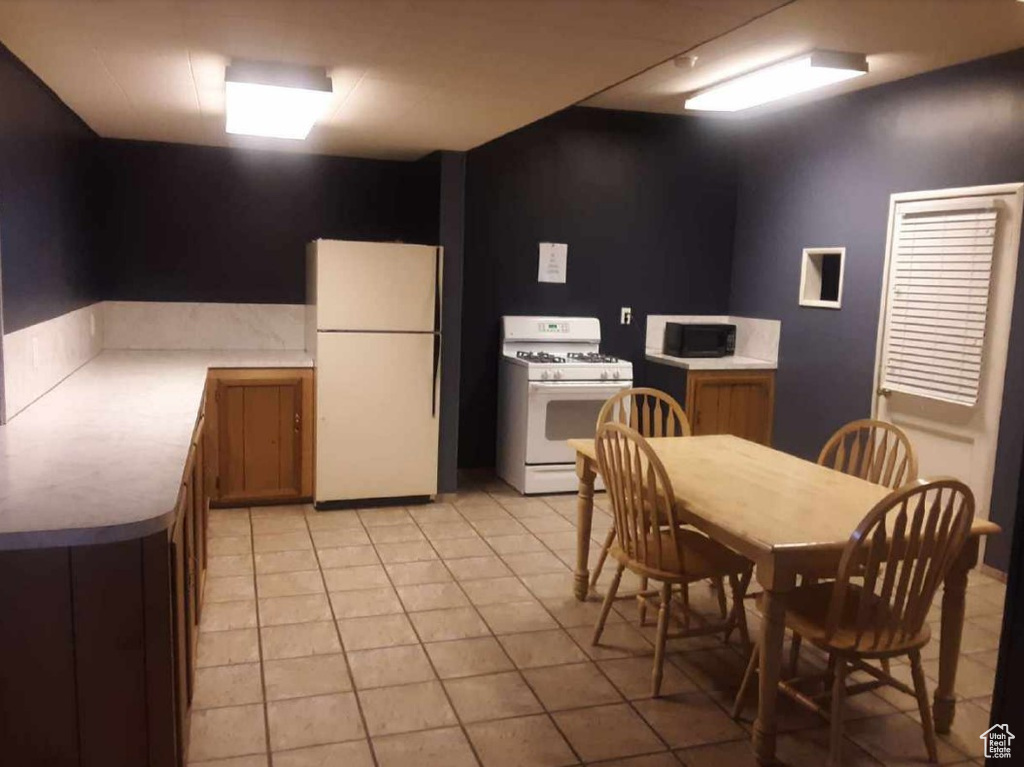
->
431, 246, 442, 418
431, 333, 440, 417
433, 247, 442, 333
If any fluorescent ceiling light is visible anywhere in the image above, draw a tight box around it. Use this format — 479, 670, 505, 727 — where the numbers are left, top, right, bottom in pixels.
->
225, 60, 333, 140
684, 50, 868, 113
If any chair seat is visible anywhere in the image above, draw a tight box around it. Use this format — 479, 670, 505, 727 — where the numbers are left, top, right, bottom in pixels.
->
611, 527, 748, 581
756, 582, 932, 655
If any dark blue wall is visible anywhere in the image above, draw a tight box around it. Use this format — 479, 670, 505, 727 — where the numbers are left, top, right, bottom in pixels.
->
459, 107, 739, 468
729, 48, 1024, 570
96, 139, 440, 304
437, 151, 467, 493
0, 42, 98, 333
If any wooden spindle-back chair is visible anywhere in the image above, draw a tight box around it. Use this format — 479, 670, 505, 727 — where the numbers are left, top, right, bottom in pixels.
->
789, 419, 921, 675
598, 387, 691, 439
818, 419, 918, 490
593, 422, 751, 695
590, 388, 726, 623
734, 478, 975, 766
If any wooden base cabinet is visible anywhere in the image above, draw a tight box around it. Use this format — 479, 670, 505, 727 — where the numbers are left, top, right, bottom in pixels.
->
685, 370, 775, 445
205, 369, 314, 506
0, 398, 209, 767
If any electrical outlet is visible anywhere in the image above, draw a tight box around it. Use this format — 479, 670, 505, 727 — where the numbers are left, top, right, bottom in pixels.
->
620, 307, 632, 325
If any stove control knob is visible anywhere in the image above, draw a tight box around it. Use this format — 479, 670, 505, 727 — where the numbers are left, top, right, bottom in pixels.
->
600, 371, 609, 380
554, 371, 563, 380
541, 371, 550, 380
613, 370, 621, 379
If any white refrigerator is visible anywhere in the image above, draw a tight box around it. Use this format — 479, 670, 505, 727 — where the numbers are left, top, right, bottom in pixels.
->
307, 239, 442, 506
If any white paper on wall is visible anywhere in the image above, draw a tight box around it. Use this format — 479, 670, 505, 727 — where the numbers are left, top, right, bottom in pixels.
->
538, 242, 568, 283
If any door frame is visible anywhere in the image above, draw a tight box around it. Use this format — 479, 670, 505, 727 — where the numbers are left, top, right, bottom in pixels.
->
871, 182, 1024, 413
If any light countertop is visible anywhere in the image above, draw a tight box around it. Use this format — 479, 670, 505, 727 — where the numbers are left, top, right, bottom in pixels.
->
645, 352, 777, 371
0, 349, 313, 550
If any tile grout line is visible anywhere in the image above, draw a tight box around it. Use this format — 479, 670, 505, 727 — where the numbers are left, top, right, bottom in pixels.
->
402, 501, 526, 766
246, 508, 276, 767
234, 507, 276, 765
303, 507, 381, 767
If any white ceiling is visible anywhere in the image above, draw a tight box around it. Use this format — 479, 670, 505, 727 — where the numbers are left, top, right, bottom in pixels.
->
0, 0, 788, 160
583, 0, 1024, 117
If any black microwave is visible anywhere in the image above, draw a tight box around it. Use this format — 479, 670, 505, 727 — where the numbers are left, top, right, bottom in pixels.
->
663, 323, 736, 358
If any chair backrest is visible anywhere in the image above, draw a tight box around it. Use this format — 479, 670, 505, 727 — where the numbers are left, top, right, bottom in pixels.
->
825, 478, 974, 652
818, 419, 918, 490
597, 387, 691, 439
594, 422, 685, 576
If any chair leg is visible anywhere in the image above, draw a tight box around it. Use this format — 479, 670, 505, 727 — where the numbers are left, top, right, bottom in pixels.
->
592, 562, 624, 646
732, 642, 760, 719
589, 527, 616, 591
828, 657, 848, 767
715, 576, 728, 618
909, 649, 939, 763
652, 581, 672, 697
880, 658, 891, 676
680, 581, 691, 630
638, 576, 649, 626
724, 568, 752, 647
788, 633, 803, 679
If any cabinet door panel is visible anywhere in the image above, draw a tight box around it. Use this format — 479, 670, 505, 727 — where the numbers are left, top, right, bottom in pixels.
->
221, 385, 247, 499
689, 372, 775, 446
242, 385, 287, 494
276, 384, 299, 494
217, 378, 303, 503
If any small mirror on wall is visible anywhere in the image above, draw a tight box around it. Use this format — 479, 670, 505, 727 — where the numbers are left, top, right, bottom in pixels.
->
799, 247, 845, 309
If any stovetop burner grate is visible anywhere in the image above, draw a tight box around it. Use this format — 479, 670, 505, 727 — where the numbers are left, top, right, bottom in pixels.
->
516, 351, 566, 363
567, 352, 622, 364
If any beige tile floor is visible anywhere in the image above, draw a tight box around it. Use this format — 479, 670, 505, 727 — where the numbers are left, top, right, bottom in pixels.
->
189, 479, 1005, 766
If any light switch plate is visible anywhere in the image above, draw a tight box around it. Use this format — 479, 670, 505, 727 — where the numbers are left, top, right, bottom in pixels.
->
620, 307, 632, 325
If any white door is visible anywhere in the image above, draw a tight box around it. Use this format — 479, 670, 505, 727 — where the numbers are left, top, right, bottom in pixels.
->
873, 183, 1024, 531
316, 331, 440, 501
315, 240, 440, 332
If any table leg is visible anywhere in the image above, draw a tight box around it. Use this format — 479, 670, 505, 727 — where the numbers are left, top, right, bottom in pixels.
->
574, 454, 596, 602
933, 535, 979, 733
753, 563, 795, 765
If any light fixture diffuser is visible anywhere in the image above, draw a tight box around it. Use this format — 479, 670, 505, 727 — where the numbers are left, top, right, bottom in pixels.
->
684, 50, 868, 113
225, 60, 333, 140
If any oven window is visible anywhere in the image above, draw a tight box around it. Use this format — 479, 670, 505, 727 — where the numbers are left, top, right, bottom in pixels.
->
684, 327, 722, 353
544, 399, 605, 441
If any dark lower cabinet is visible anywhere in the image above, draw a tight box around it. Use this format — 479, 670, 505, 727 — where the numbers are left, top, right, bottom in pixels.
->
0, 401, 208, 767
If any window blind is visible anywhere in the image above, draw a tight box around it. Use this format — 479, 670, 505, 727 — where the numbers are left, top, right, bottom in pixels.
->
880, 204, 998, 406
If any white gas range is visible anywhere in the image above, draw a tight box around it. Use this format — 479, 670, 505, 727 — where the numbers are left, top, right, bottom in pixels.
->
496, 316, 633, 494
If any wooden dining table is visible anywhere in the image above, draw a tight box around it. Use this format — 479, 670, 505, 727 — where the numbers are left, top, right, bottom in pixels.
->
568, 434, 1000, 765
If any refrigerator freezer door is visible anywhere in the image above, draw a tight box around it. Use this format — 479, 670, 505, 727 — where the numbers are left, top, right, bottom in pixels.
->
315, 240, 440, 332
316, 331, 440, 502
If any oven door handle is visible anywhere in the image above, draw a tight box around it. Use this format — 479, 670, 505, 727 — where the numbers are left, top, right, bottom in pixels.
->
528, 381, 631, 395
